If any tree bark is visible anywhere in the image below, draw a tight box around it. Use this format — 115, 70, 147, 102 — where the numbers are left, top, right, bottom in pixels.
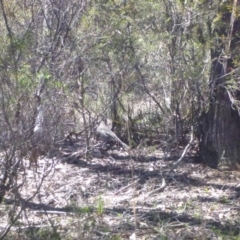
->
199, 0, 240, 170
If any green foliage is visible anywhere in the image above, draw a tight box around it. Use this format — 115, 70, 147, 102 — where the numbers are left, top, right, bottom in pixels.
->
219, 196, 231, 204
35, 227, 61, 240
74, 206, 94, 215
17, 65, 35, 89
96, 195, 104, 216
110, 235, 122, 240
77, 0, 217, 139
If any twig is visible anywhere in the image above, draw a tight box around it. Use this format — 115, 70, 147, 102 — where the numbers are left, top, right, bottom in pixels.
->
146, 174, 166, 196
168, 126, 194, 174
114, 178, 139, 195
34, 210, 70, 215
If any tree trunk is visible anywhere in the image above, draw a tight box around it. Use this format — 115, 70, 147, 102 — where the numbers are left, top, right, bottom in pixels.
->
199, 0, 240, 170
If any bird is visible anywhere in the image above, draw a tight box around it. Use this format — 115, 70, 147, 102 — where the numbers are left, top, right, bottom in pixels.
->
96, 121, 129, 149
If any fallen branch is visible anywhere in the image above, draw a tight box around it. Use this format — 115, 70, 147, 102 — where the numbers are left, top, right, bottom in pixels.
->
168, 126, 194, 174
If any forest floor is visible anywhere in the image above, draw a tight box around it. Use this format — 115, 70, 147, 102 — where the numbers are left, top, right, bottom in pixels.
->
0, 143, 240, 240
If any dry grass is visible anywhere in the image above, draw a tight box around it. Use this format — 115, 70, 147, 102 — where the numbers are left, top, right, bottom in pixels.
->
0, 145, 240, 239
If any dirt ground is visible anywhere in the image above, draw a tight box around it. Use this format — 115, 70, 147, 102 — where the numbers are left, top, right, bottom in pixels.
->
0, 145, 240, 240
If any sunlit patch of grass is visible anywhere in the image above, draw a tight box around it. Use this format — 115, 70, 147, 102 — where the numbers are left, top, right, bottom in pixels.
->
218, 196, 231, 204
96, 195, 104, 216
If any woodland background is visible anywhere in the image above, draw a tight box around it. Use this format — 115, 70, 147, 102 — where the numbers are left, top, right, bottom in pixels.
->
0, 0, 240, 239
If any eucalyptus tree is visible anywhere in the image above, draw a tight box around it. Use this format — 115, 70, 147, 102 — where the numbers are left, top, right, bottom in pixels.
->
199, 0, 240, 169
